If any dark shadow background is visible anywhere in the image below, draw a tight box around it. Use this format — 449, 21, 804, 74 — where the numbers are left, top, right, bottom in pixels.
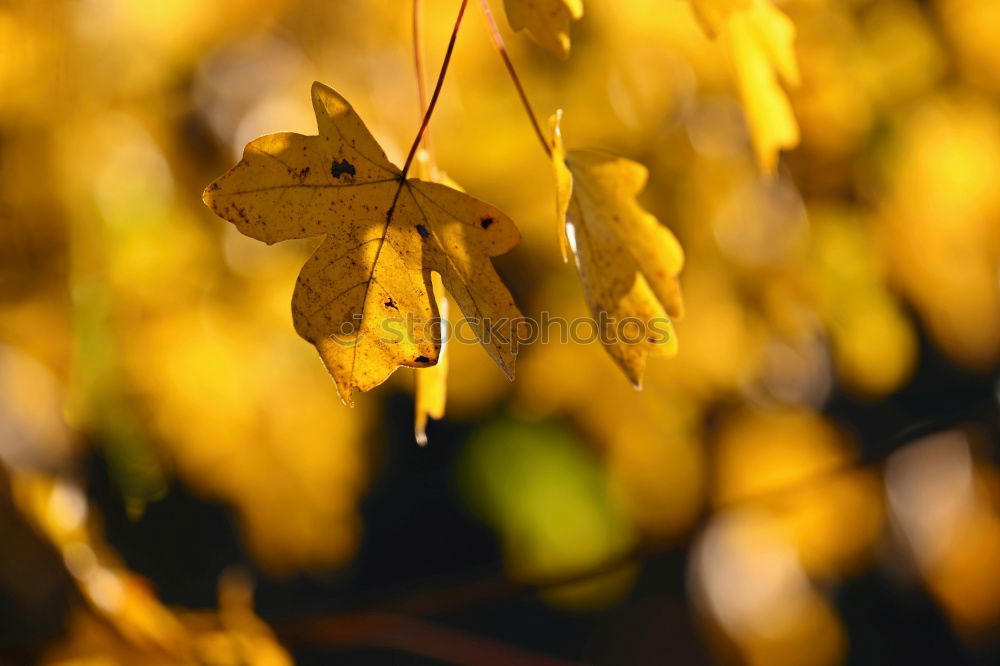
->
4, 326, 997, 666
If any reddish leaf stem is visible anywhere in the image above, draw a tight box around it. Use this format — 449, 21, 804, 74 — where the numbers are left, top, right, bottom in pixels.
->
401, 0, 469, 179
477, 0, 553, 158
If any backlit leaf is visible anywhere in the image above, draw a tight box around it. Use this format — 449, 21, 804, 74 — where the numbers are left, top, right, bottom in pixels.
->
503, 0, 584, 59
414, 272, 449, 446
690, 0, 800, 172
551, 112, 683, 388
204, 82, 522, 405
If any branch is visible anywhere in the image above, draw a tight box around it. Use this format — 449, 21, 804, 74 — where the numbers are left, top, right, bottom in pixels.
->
276, 612, 586, 666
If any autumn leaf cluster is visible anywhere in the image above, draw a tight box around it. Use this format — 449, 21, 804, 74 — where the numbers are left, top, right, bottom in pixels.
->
3, 0, 1000, 664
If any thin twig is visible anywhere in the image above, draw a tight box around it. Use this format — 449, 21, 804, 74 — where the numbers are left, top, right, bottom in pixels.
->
477, 0, 552, 158
401, 0, 469, 179
377, 543, 644, 617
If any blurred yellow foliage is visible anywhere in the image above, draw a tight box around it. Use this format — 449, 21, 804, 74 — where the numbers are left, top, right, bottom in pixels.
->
693, 508, 846, 666
887, 432, 1000, 634
878, 94, 1000, 369
503, 0, 583, 58
808, 204, 916, 396
713, 408, 883, 579
689, 0, 800, 172
2, 0, 1000, 663
10, 472, 291, 665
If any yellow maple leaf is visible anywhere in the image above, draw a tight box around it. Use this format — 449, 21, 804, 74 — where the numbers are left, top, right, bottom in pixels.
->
415, 272, 449, 445
204, 82, 522, 405
412, 172, 462, 446
551, 112, 684, 388
503, 0, 584, 59
689, 0, 800, 173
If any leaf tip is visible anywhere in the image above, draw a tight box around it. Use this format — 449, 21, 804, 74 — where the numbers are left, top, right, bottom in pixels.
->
499, 356, 516, 383
309, 80, 328, 98
201, 180, 221, 208
334, 384, 356, 408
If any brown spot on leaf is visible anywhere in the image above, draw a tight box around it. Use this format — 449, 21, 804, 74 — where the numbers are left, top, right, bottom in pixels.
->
480, 217, 494, 229
414, 356, 430, 364
331, 158, 356, 179
416, 224, 430, 239
384, 297, 398, 310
